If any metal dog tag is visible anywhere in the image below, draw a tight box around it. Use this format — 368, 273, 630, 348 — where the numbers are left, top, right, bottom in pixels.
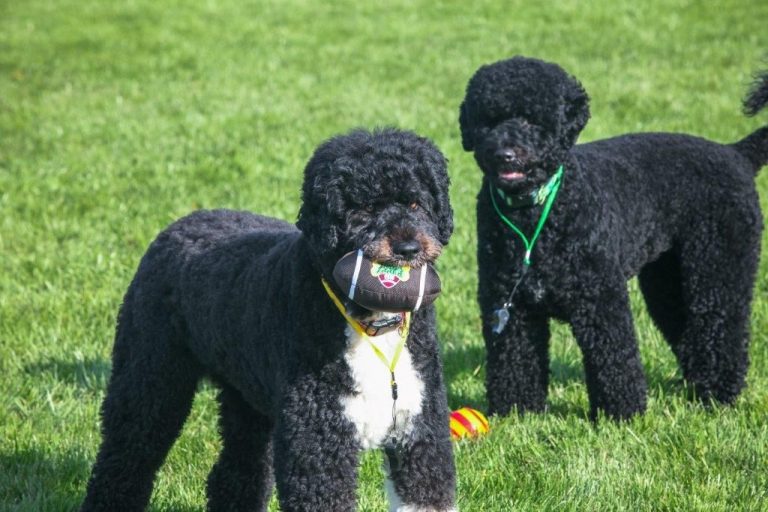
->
492, 308, 510, 334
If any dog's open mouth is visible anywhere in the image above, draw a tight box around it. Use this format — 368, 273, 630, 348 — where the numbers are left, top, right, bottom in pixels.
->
498, 170, 526, 182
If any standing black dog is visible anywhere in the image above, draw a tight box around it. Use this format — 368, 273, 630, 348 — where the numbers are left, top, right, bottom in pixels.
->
459, 56, 768, 420
81, 128, 457, 511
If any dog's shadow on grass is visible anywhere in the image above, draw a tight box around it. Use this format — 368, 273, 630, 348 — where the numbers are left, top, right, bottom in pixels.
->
441, 335, 686, 419
441, 339, 591, 416
14, 355, 218, 512
0, 445, 205, 511
24, 356, 111, 393
441, 341, 486, 410
0, 448, 85, 510
0, 447, 91, 511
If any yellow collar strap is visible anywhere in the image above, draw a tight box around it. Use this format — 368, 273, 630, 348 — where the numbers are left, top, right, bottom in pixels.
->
321, 278, 410, 391
321, 277, 412, 471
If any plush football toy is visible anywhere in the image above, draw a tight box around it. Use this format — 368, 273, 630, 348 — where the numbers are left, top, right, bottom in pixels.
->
332, 250, 441, 312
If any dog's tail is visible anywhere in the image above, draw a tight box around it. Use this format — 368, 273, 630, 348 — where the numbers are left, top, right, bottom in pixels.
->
734, 69, 768, 173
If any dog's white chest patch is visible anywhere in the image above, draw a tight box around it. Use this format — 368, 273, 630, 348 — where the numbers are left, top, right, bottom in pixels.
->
341, 325, 424, 449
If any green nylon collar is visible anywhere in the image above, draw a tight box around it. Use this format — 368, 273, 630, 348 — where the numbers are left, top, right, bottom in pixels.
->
489, 165, 563, 266
494, 166, 563, 208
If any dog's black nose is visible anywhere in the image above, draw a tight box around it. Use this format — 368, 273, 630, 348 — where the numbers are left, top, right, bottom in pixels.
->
495, 148, 517, 163
392, 239, 421, 259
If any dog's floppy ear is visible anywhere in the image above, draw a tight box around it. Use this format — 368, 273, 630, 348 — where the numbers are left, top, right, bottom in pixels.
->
430, 160, 454, 246
414, 136, 454, 245
459, 100, 476, 151
436, 192, 454, 246
296, 162, 343, 253
297, 131, 364, 255
561, 77, 591, 146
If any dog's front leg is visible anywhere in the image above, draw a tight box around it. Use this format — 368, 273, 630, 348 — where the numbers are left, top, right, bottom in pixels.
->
568, 285, 648, 420
272, 382, 361, 512
384, 402, 457, 511
482, 306, 550, 416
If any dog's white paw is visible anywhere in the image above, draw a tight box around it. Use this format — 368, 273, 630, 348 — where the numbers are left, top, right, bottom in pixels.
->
385, 478, 457, 512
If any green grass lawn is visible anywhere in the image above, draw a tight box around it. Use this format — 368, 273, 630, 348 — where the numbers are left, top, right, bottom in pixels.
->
2, 0, 768, 510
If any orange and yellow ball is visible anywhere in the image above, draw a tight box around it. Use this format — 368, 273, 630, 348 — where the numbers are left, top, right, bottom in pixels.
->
449, 407, 490, 440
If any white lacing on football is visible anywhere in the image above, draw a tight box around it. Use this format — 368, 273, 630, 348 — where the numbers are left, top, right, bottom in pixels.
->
414, 265, 428, 311
348, 249, 365, 301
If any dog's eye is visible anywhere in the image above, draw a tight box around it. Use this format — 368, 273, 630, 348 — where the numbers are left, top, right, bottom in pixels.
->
409, 202, 419, 210
363, 204, 375, 213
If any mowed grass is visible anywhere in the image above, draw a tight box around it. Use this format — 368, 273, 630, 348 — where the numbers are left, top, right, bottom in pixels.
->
2, 0, 768, 510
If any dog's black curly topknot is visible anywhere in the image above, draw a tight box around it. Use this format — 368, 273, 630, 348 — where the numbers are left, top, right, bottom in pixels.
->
743, 69, 768, 117
459, 56, 590, 151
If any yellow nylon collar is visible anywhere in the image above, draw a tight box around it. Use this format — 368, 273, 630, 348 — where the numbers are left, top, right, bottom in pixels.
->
322, 277, 411, 467
321, 278, 410, 375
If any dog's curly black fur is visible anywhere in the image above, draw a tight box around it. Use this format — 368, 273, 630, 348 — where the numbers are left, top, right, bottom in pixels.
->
80, 128, 457, 511
460, 56, 768, 420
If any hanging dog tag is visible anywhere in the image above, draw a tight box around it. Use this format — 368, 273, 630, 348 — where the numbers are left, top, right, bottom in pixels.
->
492, 307, 510, 334
491, 265, 529, 335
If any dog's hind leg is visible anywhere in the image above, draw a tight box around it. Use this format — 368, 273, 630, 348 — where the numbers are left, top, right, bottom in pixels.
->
80, 291, 202, 512
673, 219, 760, 405
206, 386, 274, 512
639, 249, 686, 347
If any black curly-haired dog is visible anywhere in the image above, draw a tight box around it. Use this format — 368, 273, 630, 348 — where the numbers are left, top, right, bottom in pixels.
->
459, 56, 768, 420
80, 128, 457, 511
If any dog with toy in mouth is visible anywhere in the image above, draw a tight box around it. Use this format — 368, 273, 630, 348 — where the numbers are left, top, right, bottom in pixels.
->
80, 128, 457, 512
